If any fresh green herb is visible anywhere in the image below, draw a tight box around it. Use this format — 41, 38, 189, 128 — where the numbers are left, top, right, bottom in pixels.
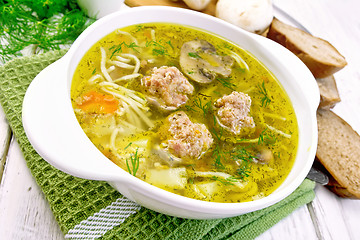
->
229, 147, 254, 180
134, 24, 144, 32
257, 81, 271, 107
230, 147, 255, 163
184, 96, 213, 117
212, 145, 225, 170
185, 105, 196, 112
216, 77, 236, 90
126, 148, 140, 176
166, 40, 174, 49
210, 176, 237, 185
152, 48, 167, 56
258, 128, 277, 145
188, 71, 194, 74
109, 41, 140, 58
145, 40, 170, 56
193, 97, 213, 118
221, 42, 233, 50
188, 52, 202, 59
236, 163, 251, 180
124, 142, 133, 150
210, 124, 224, 142
0, 0, 93, 62
92, 67, 96, 75
210, 121, 226, 169
189, 177, 194, 184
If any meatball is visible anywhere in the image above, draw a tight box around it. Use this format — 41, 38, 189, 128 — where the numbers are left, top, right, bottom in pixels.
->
215, 91, 255, 134
142, 66, 194, 109
165, 111, 213, 159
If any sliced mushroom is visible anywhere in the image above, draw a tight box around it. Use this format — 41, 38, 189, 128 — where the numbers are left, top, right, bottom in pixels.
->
180, 40, 234, 83
152, 143, 184, 167
254, 148, 273, 164
145, 96, 178, 112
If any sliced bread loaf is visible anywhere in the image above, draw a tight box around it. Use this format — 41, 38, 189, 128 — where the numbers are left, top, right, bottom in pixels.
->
316, 109, 360, 198
267, 18, 347, 78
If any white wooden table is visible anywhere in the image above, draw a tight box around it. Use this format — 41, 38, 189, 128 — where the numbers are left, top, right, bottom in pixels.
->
1, 0, 360, 239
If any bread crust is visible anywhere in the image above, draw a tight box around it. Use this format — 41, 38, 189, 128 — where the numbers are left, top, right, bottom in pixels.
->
326, 175, 357, 198
317, 75, 341, 109
267, 18, 347, 78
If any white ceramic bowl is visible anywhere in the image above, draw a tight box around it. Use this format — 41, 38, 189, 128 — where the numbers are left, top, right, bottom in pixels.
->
22, 6, 319, 219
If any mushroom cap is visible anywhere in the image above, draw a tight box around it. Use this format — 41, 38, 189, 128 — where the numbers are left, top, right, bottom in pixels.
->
180, 39, 234, 83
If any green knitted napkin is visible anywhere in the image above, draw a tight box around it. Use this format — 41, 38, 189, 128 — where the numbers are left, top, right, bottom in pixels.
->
0, 50, 315, 240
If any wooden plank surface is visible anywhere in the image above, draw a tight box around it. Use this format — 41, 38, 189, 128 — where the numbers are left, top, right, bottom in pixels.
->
0, 139, 64, 240
125, 0, 217, 15
0, 108, 11, 179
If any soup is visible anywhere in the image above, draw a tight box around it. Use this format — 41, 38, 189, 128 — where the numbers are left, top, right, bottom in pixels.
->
71, 23, 298, 203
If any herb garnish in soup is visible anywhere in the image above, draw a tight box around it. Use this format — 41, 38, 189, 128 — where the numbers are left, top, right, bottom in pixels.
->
71, 23, 298, 203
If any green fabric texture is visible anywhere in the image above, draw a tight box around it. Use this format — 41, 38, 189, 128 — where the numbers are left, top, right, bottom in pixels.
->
0, 50, 315, 239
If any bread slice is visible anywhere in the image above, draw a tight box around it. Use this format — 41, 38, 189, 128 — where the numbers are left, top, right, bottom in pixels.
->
316, 109, 360, 198
317, 75, 341, 109
267, 18, 347, 78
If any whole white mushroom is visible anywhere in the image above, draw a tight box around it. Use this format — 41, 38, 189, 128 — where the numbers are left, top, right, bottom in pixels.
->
216, 0, 274, 34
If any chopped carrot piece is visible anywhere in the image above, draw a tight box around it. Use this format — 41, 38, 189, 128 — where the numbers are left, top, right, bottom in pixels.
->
77, 91, 119, 114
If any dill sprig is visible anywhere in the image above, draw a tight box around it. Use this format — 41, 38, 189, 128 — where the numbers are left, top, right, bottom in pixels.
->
230, 147, 254, 180
126, 148, 140, 177
210, 176, 237, 185
216, 76, 236, 90
212, 145, 226, 170
258, 128, 277, 145
145, 39, 171, 57
185, 96, 213, 117
193, 97, 213, 118
109, 41, 140, 58
0, 0, 93, 62
257, 81, 271, 107
188, 52, 202, 59
134, 24, 144, 33
210, 121, 225, 170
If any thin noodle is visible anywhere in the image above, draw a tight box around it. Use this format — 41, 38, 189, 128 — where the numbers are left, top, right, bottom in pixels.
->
120, 53, 140, 74
100, 47, 113, 82
100, 82, 147, 105
101, 87, 153, 128
266, 123, 291, 138
107, 60, 135, 69
101, 87, 147, 110
110, 128, 119, 151
263, 112, 287, 121
229, 51, 249, 71
107, 65, 116, 73
150, 29, 156, 41
116, 30, 138, 45
88, 74, 104, 84
194, 171, 247, 190
128, 108, 142, 128
114, 73, 141, 82
115, 55, 131, 63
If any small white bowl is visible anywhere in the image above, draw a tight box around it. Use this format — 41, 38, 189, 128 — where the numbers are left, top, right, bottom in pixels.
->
22, 6, 319, 219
